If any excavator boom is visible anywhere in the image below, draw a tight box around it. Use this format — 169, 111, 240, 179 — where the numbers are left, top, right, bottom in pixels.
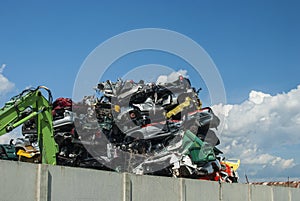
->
0, 86, 58, 164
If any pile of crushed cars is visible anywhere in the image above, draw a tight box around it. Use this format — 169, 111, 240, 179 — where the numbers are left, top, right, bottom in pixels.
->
1, 76, 239, 183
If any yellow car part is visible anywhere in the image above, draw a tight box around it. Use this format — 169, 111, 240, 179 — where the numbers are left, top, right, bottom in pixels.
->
17, 146, 39, 158
166, 97, 191, 119
223, 159, 240, 171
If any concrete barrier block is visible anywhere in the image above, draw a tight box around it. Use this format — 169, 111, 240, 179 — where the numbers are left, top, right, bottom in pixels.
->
48, 165, 123, 201
2, 160, 300, 201
129, 174, 182, 201
290, 188, 300, 201
0, 161, 38, 201
184, 179, 220, 201
272, 186, 290, 201
221, 182, 249, 201
250, 185, 272, 201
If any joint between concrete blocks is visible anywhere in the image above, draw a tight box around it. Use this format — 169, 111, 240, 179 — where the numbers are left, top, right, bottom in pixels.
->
36, 164, 50, 201
219, 182, 222, 201
179, 178, 186, 201
123, 173, 132, 201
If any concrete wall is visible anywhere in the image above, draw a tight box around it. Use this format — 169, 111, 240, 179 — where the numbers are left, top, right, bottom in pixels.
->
1, 160, 300, 201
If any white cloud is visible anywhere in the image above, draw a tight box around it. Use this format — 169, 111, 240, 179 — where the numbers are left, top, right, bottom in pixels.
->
0, 64, 15, 94
212, 85, 300, 179
156, 69, 188, 84
0, 64, 18, 144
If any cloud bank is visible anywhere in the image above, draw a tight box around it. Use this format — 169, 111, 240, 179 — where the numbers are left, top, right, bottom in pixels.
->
0, 64, 15, 95
213, 85, 300, 180
0, 64, 16, 143
156, 69, 188, 84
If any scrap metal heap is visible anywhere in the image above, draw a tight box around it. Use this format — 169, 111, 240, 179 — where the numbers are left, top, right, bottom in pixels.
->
0, 76, 239, 183
85, 76, 239, 182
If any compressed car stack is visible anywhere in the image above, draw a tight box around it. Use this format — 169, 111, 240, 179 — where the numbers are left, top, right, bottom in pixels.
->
89, 76, 239, 182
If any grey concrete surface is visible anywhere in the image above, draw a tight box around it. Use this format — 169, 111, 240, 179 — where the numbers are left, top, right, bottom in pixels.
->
272, 186, 290, 201
1, 160, 300, 201
290, 188, 300, 201
184, 179, 220, 201
250, 185, 272, 201
47, 165, 123, 201
0, 161, 38, 201
130, 174, 182, 201
221, 182, 249, 201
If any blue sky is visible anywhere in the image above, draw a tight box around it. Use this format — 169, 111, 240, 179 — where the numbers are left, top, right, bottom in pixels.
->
1, 0, 299, 102
1, 0, 300, 181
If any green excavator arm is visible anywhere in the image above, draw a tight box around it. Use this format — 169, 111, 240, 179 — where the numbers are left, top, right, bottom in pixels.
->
0, 86, 58, 165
